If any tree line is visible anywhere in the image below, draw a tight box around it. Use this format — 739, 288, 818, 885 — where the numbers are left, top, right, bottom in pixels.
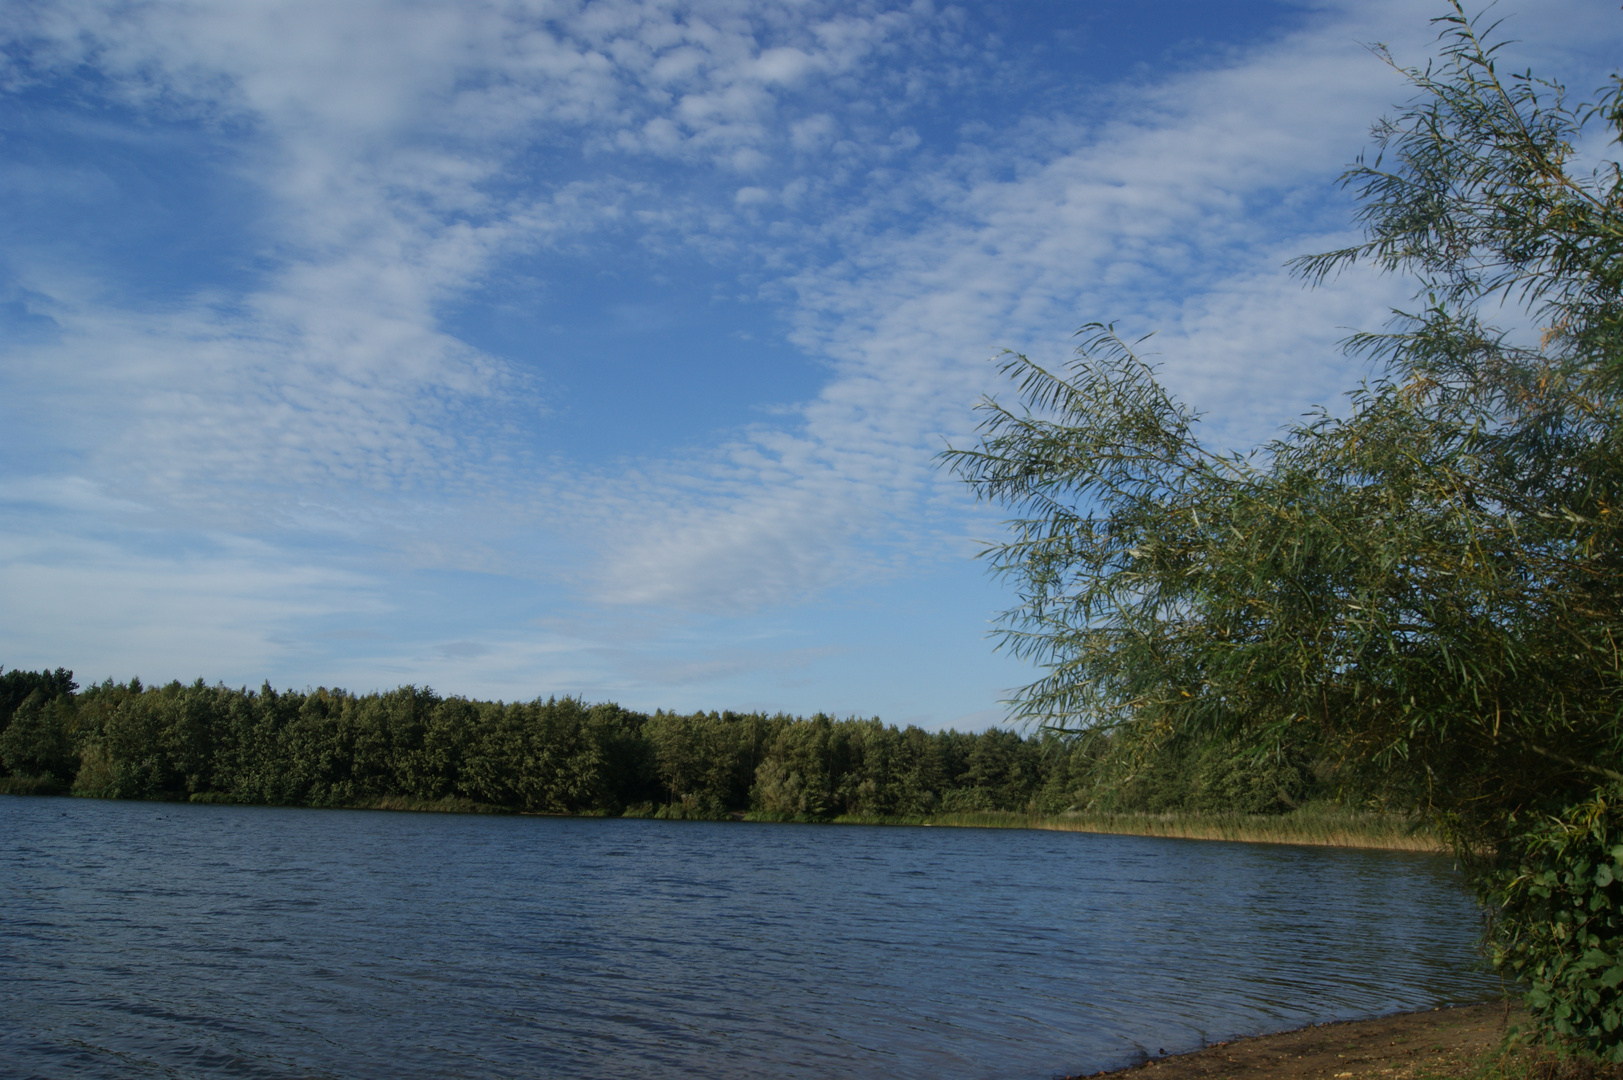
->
0, 667, 1330, 819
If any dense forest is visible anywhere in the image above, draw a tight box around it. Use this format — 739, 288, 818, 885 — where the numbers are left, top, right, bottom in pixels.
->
0, 667, 1329, 819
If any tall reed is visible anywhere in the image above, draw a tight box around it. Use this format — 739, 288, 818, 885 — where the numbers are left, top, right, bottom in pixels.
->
905, 806, 1442, 852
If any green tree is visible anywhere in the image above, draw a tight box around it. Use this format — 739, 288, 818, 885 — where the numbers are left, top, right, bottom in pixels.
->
944, 2, 1623, 1055
0, 667, 77, 776
646, 709, 770, 817
0, 690, 79, 783
751, 714, 838, 819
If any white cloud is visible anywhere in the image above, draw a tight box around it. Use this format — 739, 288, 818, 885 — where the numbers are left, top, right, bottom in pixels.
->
575, 0, 1623, 615
2, 0, 1620, 702
0, 0, 956, 526
0, 528, 383, 682
577, 0, 1436, 612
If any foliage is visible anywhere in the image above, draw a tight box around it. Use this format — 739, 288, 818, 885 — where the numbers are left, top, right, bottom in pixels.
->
1495, 790, 1623, 1061
0, 665, 77, 779
0, 773, 72, 796
944, 2, 1623, 846
0, 668, 1339, 820
646, 709, 769, 818
0, 665, 76, 723
941, 1, 1623, 1055
0, 692, 80, 783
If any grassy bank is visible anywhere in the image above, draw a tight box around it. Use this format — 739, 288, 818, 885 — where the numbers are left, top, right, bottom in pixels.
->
3, 780, 1438, 852
185, 791, 512, 815
831, 806, 1443, 852
0, 774, 69, 796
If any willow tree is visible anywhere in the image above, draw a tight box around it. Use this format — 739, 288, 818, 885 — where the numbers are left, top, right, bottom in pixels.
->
944, 4, 1623, 1056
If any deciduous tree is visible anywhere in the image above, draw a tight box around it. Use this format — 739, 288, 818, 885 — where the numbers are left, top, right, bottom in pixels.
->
944, 3, 1623, 1054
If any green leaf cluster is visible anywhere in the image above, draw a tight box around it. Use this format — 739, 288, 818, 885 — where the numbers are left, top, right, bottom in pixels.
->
1496, 791, 1623, 1060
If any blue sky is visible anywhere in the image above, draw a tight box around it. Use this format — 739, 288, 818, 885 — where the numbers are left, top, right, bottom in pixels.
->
2, 0, 1618, 728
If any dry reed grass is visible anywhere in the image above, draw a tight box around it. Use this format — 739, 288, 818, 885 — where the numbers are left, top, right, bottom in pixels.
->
918, 807, 1444, 852
366, 795, 501, 814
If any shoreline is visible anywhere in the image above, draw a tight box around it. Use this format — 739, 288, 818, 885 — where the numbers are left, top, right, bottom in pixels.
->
1070, 1002, 1518, 1080
1, 786, 1442, 852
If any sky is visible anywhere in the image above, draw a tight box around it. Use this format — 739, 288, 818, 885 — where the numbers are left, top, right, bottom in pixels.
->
1, 0, 1619, 729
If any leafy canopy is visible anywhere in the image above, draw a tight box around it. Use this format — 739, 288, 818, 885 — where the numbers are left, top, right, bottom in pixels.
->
942, 2, 1623, 849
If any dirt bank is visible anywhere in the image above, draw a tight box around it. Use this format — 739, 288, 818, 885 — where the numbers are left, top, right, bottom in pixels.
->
1069, 1003, 1518, 1080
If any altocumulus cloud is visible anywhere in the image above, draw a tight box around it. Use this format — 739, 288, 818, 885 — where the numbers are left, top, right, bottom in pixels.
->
1, 0, 1618, 718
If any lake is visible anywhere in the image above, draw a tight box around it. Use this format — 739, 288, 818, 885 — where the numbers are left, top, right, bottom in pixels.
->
0, 796, 1499, 1080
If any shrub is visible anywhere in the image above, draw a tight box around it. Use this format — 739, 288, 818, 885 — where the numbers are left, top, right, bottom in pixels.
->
1495, 789, 1623, 1061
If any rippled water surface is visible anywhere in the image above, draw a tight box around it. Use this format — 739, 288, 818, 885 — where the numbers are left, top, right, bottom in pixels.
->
1, 796, 1496, 1079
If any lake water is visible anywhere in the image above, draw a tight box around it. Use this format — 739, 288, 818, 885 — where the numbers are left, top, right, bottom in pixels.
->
1, 796, 1499, 1080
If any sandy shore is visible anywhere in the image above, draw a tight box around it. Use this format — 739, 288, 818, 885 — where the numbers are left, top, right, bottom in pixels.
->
1067, 1003, 1518, 1080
